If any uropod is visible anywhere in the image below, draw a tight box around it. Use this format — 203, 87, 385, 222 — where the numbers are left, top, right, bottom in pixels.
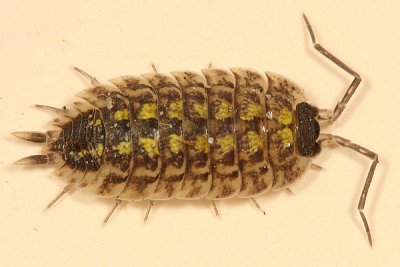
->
13, 15, 378, 245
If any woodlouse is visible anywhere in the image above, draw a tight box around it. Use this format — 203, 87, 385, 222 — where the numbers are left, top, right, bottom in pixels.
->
13, 15, 378, 245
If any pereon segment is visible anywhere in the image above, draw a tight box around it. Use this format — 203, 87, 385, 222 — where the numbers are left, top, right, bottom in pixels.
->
264, 72, 312, 189
202, 68, 242, 199
231, 68, 274, 197
171, 71, 212, 199
142, 73, 186, 200
109, 76, 161, 200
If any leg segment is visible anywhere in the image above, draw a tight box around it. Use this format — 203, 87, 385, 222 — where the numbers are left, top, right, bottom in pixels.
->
311, 163, 326, 171
151, 63, 158, 74
144, 201, 155, 222
46, 184, 74, 209
34, 104, 62, 113
103, 198, 121, 224
303, 14, 362, 125
72, 66, 100, 86
211, 200, 219, 216
319, 133, 378, 246
251, 198, 266, 215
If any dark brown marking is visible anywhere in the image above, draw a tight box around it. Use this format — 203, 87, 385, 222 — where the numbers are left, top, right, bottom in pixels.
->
296, 102, 320, 157
187, 186, 202, 198
221, 185, 234, 198
100, 173, 128, 194
131, 175, 161, 194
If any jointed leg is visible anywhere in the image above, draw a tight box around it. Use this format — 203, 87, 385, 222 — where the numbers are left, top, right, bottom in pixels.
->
151, 63, 158, 74
144, 201, 155, 222
46, 184, 74, 209
319, 133, 378, 246
303, 14, 362, 124
73, 66, 100, 86
211, 200, 219, 216
251, 198, 266, 215
311, 163, 325, 171
103, 198, 121, 224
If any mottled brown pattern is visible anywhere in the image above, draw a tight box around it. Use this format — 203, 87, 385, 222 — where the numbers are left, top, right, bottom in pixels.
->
142, 73, 186, 200
100, 173, 128, 194
78, 85, 133, 197
40, 68, 315, 202
232, 69, 264, 91
232, 68, 273, 197
109, 76, 161, 200
95, 92, 131, 169
171, 71, 212, 199
151, 74, 179, 89
221, 185, 235, 198
125, 175, 160, 195
174, 71, 205, 88
248, 171, 268, 195
202, 68, 241, 199
187, 186, 202, 198
86, 110, 104, 169
219, 150, 235, 166
49, 107, 93, 186
265, 72, 312, 189
189, 152, 209, 168
203, 69, 235, 88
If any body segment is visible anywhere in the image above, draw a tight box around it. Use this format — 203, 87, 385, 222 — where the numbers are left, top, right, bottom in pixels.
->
142, 73, 186, 200
109, 76, 161, 200
202, 68, 242, 199
79, 85, 132, 196
171, 71, 212, 199
231, 68, 274, 197
264, 72, 312, 189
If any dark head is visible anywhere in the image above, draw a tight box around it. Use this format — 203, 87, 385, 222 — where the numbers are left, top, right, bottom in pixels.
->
295, 102, 321, 157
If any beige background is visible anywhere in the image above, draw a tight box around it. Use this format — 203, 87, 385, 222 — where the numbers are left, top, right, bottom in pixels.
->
0, 0, 398, 266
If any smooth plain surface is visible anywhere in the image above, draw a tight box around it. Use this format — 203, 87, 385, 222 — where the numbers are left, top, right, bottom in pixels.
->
0, 1, 398, 266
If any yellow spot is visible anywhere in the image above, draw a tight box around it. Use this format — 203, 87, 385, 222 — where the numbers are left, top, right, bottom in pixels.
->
247, 131, 263, 152
168, 134, 182, 154
114, 109, 129, 121
139, 138, 159, 157
194, 135, 209, 154
277, 127, 293, 145
216, 135, 234, 153
240, 103, 262, 121
94, 119, 102, 126
215, 101, 232, 120
278, 107, 292, 125
96, 143, 104, 156
168, 100, 183, 120
78, 149, 88, 158
114, 142, 132, 155
138, 103, 157, 120
194, 103, 208, 118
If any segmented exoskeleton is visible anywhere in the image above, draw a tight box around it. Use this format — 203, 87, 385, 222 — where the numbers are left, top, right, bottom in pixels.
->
13, 15, 378, 245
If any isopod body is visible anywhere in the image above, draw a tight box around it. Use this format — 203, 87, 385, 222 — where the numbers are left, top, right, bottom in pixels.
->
19, 68, 318, 200
13, 15, 378, 245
